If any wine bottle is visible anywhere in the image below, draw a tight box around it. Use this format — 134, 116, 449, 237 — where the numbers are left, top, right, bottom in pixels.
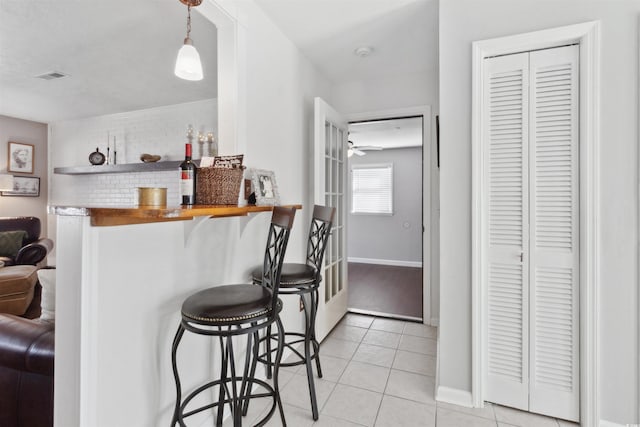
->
180, 143, 197, 205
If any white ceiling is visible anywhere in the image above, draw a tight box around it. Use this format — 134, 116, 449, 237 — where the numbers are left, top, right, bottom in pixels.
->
255, 0, 437, 85
0, 1, 217, 123
0, 0, 436, 128
349, 117, 423, 149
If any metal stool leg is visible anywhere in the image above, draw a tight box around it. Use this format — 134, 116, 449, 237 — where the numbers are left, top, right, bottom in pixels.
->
274, 316, 287, 427
301, 294, 319, 420
310, 287, 323, 378
226, 330, 242, 426
265, 324, 273, 379
171, 325, 186, 427
216, 334, 229, 426
241, 324, 259, 416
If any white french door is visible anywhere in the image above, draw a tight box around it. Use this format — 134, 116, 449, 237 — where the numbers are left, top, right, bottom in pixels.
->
313, 97, 349, 341
483, 45, 580, 421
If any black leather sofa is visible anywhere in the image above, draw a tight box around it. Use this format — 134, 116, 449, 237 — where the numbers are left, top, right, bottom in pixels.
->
0, 217, 53, 267
0, 314, 54, 427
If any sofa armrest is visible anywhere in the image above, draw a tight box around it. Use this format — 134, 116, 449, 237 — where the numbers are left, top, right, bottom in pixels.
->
14, 238, 54, 266
0, 314, 54, 376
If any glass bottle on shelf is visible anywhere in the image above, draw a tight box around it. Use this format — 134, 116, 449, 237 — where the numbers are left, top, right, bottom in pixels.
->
180, 143, 197, 205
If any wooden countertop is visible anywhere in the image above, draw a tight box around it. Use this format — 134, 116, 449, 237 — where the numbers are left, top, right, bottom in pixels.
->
50, 204, 302, 227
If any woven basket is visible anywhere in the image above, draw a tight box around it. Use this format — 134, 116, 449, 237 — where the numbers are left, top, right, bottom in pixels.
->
196, 167, 244, 205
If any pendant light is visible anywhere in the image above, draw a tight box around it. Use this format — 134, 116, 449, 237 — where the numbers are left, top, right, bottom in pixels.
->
175, 0, 203, 81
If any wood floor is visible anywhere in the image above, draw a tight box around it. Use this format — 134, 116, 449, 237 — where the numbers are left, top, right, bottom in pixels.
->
347, 262, 422, 320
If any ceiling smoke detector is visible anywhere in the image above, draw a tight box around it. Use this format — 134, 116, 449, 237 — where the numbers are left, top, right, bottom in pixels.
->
353, 46, 373, 58
35, 71, 68, 80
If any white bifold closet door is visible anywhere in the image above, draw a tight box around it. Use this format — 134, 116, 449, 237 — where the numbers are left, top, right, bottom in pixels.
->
483, 45, 580, 422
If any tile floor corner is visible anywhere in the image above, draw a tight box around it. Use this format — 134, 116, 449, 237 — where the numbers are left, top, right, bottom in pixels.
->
261, 313, 579, 427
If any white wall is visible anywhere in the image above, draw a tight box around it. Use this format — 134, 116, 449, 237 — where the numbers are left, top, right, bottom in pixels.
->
439, 1, 639, 423
348, 147, 423, 265
223, 0, 334, 260
332, 71, 438, 116
0, 115, 49, 235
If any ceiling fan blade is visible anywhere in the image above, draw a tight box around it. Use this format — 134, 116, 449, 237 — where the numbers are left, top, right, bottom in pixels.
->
355, 145, 383, 151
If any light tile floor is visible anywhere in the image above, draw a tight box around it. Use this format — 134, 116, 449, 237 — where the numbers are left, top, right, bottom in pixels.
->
241, 313, 580, 427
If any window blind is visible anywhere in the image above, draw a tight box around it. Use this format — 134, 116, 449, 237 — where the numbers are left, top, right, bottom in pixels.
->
351, 164, 393, 214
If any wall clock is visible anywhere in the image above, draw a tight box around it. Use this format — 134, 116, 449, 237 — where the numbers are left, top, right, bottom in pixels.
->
89, 148, 106, 165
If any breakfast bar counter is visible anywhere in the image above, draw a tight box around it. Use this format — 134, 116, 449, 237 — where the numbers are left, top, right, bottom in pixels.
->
51, 204, 302, 226
51, 203, 304, 427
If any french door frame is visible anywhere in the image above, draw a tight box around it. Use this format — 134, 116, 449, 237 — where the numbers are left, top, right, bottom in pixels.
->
471, 22, 601, 426
347, 105, 433, 325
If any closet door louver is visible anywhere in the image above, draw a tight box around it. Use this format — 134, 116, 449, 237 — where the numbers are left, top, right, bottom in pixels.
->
483, 52, 530, 411
528, 45, 579, 421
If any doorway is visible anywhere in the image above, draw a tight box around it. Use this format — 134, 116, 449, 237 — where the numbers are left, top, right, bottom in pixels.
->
346, 115, 425, 321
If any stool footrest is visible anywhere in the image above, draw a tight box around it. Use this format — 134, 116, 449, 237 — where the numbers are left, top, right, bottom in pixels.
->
179, 376, 278, 425
257, 332, 321, 368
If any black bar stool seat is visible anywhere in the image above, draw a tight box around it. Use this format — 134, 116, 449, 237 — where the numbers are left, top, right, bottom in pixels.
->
182, 284, 275, 324
250, 263, 316, 288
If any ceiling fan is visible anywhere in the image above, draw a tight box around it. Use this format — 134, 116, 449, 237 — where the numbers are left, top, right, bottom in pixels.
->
347, 140, 383, 157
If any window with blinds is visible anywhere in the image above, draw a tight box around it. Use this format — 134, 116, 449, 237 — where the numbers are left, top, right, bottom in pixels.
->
351, 164, 393, 215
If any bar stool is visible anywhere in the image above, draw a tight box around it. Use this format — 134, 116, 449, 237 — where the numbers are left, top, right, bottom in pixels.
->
171, 206, 296, 427
249, 205, 335, 420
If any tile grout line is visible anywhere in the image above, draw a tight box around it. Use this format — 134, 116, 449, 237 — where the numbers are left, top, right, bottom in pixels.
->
372, 336, 399, 427
353, 315, 382, 427
365, 315, 387, 427
328, 314, 440, 426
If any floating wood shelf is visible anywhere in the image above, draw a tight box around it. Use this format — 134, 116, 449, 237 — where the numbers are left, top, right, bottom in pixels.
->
53, 161, 192, 175
50, 204, 302, 227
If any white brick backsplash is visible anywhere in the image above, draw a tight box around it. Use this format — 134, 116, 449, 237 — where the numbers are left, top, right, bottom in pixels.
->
50, 99, 216, 206
72, 170, 181, 207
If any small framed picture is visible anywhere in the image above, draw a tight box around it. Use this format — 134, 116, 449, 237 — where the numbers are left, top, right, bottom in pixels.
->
7, 142, 34, 174
1, 176, 40, 197
250, 169, 280, 206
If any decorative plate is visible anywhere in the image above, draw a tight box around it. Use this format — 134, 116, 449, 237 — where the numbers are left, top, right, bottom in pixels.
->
140, 153, 162, 163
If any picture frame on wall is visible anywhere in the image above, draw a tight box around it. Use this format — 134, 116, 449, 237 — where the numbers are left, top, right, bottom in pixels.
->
7, 141, 34, 174
249, 169, 280, 206
1, 176, 40, 197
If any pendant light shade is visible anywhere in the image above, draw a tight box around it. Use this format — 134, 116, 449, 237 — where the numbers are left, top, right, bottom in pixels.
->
175, 0, 203, 81
175, 38, 203, 81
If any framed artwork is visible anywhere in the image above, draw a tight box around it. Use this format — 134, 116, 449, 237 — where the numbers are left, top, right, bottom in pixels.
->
250, 169, 280, 206
7, 142, 34, 174
1, 176, 40, 197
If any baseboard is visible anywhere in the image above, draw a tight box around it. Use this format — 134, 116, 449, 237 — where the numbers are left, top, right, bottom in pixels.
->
348, 308, 422, 322
600, 420, 633, 427
435, 386, 473, 408
348, 257, 422, 268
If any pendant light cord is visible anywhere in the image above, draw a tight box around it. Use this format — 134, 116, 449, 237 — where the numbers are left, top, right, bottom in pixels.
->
186, 5, 192, 40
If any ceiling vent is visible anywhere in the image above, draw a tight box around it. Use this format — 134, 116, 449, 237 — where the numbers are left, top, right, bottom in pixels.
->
35, 71, 68, 80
